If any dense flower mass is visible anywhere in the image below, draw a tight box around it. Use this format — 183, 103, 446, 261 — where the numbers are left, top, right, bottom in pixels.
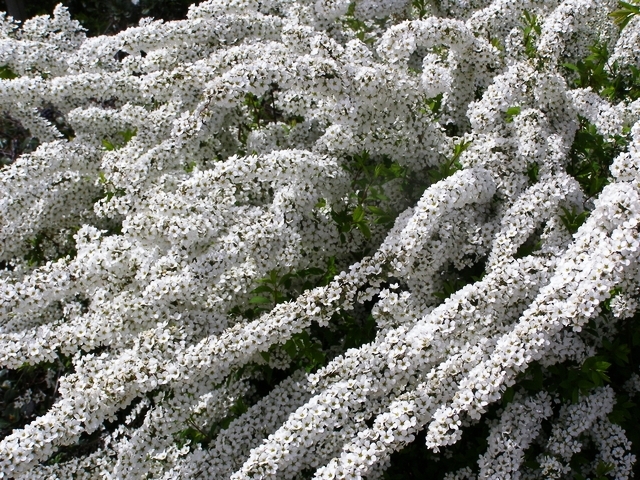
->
1, 0, 640, 477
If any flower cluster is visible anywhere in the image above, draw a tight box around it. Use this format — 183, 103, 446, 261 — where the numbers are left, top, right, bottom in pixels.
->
1, 0, 640, 478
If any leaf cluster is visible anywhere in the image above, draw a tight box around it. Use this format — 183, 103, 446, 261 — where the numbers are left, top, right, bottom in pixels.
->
101, 127, 137, 151
559, 206, 590, 235
520, 11, 541, 60
175, 397, 249, 450
237, 87, 304, 153
341, 2, 383, 44
563, 43, 640, 103
96, 171, 126, 204
327, 151, 406, 243
610, 0, 640, 29
568, 119, 628, 199
427, 139, 471, 183
230, 265, 328, 320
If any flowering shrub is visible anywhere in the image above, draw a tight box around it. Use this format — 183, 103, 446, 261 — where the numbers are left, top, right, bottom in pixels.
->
1, 0, 640, 478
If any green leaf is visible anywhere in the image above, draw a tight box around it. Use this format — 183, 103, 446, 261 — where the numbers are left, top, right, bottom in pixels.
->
259, 351, 270, 363
452, 140, 472, 159
352, 205, 365, 223
102, 138, 115, 151
608, 397, 635, 424
0, 65, 18, 80
230, 398, 248, 417
249, 296, 272, 304
514, 239, 543, 259
367, 205, 387, 216
595, 461, 615, 477
250, 285, 274, 294
282, 338, 300, 358
425, 93, 443, 115
367, 188, 390, 202
610, 1, 640, 29
320, 257, 337, 286
278, 273, 295, 286
521, 363, 544, 392
562, 62, 580, 72
121, 128, 137, 144
526, 162, 539, 184
355, 221, 371, 239
520, 11, 541, 58
388, 162, 405, 178
298, 267, 324, 277
504, 106, 522, 123
502, 386, 515, 406
412, 0, 428, 19
560, 206, 590, 234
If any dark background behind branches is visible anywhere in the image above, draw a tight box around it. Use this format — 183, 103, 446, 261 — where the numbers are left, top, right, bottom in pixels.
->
4, 0, 200, 35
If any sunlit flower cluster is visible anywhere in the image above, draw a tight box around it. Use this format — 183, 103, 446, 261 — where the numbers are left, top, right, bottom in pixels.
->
0, 0, 639, 478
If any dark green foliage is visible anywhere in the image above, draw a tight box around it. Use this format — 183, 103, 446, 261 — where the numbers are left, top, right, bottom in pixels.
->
563, 43, 640, 103
422, 93, 444, 116
427, 140, 471, 183
561, 42, 638, 202
520, 11, 541, 59
563, 44, 613, 96
591, 461, 616, 480
176, 397, 249, 449
23, 227, 80, 267
433, 257, 486, 302
411, 0, 429, 19
0, 69, 55, 166
205, 259, 380, 451
47, 390, 159, 464
490, 37, 504, 53
568, 119, 628, 199
232, 260, 378, 372
513, 233, 543, 259
0, 65, 18, 80
526, 162, 539, 184
550, 356, 612, 403
230, 265, 326, 320
559, 206, 590, 234
96, 171, 126, 204
433, 278, 469, 301
236, 88, 304, 154
385, 309, 640, 480
4, 4, 640, 477
503, 313, 640, 477
341, 2, 384, 44
281, 331, 326, 373
243, 89, 284, 129
328, 151, 406, 243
